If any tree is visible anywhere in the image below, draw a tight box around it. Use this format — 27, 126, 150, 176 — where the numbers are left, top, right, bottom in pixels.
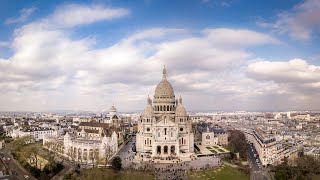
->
272, 155, 320, 180
111, 156, 122, 170
9, 136, 33, 152
228, 130, 247, 160
66, 147, 76, 164
23, 144, 40, 169
103, 144, 113, 167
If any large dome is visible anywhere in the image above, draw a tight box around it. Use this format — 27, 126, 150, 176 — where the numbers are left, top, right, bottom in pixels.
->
154, 66, 175, 97
154, 79, 175, 97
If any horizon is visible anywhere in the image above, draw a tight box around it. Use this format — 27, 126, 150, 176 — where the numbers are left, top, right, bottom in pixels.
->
0, 0, 320, 112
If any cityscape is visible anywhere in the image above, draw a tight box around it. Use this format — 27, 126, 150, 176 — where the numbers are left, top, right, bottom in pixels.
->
0, 0, 320, 180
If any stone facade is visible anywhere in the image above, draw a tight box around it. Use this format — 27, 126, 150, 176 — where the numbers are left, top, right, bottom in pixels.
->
201, 127, 228, 146
136, 66, 194, 159
43, 129, 118, 165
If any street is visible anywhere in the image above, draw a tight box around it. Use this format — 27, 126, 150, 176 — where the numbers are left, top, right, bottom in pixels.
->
247, 144, 269, 180
0, 147, 35, 180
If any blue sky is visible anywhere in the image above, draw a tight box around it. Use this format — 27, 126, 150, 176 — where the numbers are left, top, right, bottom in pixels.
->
0, 0, 320, 112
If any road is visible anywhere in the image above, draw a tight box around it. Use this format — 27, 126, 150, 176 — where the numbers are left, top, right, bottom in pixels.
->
0, 147, 35, 180
50, 158, 74, 180
117, 135, 135, 169
247, 144, 269, 180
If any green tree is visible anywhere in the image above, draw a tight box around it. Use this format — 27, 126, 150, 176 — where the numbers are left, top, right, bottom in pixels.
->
228, 130, 247, 160
111, 156, 122, 170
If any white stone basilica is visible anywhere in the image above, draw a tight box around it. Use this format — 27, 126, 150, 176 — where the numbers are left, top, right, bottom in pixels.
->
136, 66, 194, 160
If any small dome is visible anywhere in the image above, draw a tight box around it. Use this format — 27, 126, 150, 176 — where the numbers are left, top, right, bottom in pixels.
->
144, 96, 154, 116
175, 96, 186, 116
110, 105, 117, 112
109, 105, 117, 117
154, 66, 175, 97
176, 104, 186, 116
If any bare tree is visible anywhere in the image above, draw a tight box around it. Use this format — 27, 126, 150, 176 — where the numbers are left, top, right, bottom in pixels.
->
103, 144, 113, 167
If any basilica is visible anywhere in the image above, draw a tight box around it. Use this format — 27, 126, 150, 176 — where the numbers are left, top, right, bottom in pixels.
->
136, 66, 195, 160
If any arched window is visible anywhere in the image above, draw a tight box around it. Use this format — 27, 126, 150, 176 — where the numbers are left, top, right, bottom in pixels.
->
206, 135, 210, 139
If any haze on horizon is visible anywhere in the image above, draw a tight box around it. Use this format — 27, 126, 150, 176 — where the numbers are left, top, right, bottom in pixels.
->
0, 0, 320, 112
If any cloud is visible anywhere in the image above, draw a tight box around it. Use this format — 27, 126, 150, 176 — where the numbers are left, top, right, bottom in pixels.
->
247, 59, 320, 104
0, 22, 281, 111
257, 0, 320, 41
5, 7, 36, 24
201, 0, 233, 7
0, 41, 10, 47
48, 4, 129, 28
1, 3, 319, 112
203, 28, 280, 48
247, 59, 320, 83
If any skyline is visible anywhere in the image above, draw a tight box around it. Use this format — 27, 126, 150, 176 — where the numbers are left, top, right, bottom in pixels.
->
0, 0, 320, 112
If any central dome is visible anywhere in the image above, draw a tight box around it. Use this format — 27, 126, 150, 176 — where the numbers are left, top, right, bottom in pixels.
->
154, 66, 175, 97
154, 79, 175, 97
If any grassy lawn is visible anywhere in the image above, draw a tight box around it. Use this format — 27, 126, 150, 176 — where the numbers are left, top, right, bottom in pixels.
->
206, 147, 212, 149
312, 174, 320, 180
77, 168, 155, 180
210, 149, 218, 153
188, 165, 249, 180
217, 148, 226, 153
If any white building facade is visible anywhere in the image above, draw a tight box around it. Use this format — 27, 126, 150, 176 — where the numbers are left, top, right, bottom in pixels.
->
136, 66, 194, 159
43, 130, 118, 165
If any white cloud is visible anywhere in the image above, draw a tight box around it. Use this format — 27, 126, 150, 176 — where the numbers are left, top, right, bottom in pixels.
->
258, 0, 320, 41
247, 59, 320, 83
0, 41, 10, 47
5, 7, 36, 24
49, 4, 129, 28
203, 28, 280, 48
247, 59, 320, 108
1, 3, 319, 112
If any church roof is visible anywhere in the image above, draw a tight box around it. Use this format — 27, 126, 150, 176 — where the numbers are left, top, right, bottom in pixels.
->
79, 122, 109, 128
76, 128, 99, 134
197, 123, 226, 134
154, 66, 175, 97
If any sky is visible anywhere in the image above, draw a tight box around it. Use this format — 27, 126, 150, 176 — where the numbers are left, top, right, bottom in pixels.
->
0, 0, 320, 112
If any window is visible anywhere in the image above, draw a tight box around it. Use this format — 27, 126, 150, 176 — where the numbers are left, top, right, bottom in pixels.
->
147, 128, 150, 132
206, 135, 210, 139
158, 132, 160, 137
164, 128, 167, 135
180, 128, 183, 131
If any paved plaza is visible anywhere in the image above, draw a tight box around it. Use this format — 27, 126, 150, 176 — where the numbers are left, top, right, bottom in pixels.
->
118, 136, 221, 180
